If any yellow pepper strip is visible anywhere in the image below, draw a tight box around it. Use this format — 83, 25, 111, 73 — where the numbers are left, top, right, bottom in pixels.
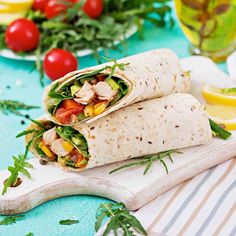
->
62, 141, 74, 153
84, 104, 94, 117
94, 101, 107, 116
38, 141, 54, 159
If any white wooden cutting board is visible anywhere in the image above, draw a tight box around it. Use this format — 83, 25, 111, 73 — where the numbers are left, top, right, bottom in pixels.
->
1, 56, 235, 215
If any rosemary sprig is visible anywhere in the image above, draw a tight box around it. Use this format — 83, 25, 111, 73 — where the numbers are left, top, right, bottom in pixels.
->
209, 118, 231, 140
95, 202, 147, 236
0, 100, 39, 116
2, 154, 33, 195
0, 215, 25, 225
59, 219, 80, 225
110, 150, 177, 175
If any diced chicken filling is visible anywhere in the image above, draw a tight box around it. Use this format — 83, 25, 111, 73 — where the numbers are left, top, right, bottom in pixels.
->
74, 82, 95, 105
51, 138, 70, 157
93, 82, 118, 101
42, 127, 58, 146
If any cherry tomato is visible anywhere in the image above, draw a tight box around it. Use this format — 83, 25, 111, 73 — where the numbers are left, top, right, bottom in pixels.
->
32, 0, 47, 12
5, 19, 40, 52
45, 0, 68, 19
55, 107, 84, 124
43, 48, 78, 81
83, 0, 103, 18
61, 99, 84, 110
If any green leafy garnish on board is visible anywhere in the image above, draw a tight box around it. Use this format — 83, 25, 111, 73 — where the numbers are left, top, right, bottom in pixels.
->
2, 154, 33, 195
95, 202, 147, 236
110, 150, 177, 175
209, 118, 232, 140
0, 100, 39, 116
0, 215, 25, 225
2, 119, 46, 195
59, 219, 80, 225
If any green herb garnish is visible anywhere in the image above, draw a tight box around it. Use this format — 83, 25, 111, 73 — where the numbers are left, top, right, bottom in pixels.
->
0, 215, 25, 226
26, 232, 34, 236
209, 118, 231, 140
95, 202, 147, 236
59, 219, 80, 225
1, 154, 33, 195
110, 150, 177, 175
0, 100, 39, 116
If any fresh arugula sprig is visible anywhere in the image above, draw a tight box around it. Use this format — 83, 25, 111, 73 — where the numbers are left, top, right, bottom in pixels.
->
0, 100, 39, 116
16, 119, 48, 158
0, 214, 25, 225
95, 202, 146, 236
1, 120, 47, 195
209, 118, 231, 140
26, 233, 34, 236
110, 150, 177, 175
59, 219, 80, 225
2, 154, 33, 195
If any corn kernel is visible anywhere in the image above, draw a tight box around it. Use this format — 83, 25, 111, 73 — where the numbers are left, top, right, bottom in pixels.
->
39, 141, 54, 159
84, 104, 94, 117
94, 102, 107, 116
62, 141, 74, 152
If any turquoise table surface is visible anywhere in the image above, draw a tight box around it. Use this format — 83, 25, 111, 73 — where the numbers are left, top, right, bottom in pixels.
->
0, 11, 225, 236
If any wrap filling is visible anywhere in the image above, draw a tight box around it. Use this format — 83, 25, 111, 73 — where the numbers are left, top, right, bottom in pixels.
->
32, 121, 89, 168
46, 72, 128, 124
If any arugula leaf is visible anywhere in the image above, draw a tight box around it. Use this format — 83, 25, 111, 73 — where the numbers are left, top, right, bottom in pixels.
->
0, 100, 39, 116
59, 219, 80, 225
2, 154, 33, 195
209, 118, 231, 140
110, 150, 177, 175
26, 233, 34, 236
0, 215, 25, 226
95, 202, 147, 236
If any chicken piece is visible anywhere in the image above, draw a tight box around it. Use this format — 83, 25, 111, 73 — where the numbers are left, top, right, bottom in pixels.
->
74, 82, 95, 105
51, 138, 70, 157
93, 81, 118, 101
42, 127, 58, 146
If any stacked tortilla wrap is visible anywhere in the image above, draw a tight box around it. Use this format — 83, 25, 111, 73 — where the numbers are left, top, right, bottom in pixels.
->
43, 49, 190, 125
26, 93, 212, 171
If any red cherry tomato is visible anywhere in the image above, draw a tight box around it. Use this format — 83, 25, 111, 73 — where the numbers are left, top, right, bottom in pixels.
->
32, 0, 47, 12
5, 19, 40, 52
83, 0, 103, 18
43, 48, 78, 81
45, 0, 68, 19
55, 107, 84, 124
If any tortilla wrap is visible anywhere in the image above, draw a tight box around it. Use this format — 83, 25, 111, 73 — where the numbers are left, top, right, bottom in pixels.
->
43, 48, 190, 125
27, 93, 212, 171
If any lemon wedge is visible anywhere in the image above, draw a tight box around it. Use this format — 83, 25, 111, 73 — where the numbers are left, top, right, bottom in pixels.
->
0, 0, 33, 12
206, 105, 236, 130
202, 84, 236, 106
0, 12, 27, 25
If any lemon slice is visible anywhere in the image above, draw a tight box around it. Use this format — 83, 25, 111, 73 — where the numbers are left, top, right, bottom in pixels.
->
0, 12, 27, 25
206, 105, 236, 130
202, 84, 236, 106
0, 0, 33, 13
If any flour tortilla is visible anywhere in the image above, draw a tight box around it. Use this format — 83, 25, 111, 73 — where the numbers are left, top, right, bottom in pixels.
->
28, 93, 212, 171
43, 49, 190, 125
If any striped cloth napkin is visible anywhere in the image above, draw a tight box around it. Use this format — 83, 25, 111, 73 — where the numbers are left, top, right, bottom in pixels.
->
134, 158, 236, 236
